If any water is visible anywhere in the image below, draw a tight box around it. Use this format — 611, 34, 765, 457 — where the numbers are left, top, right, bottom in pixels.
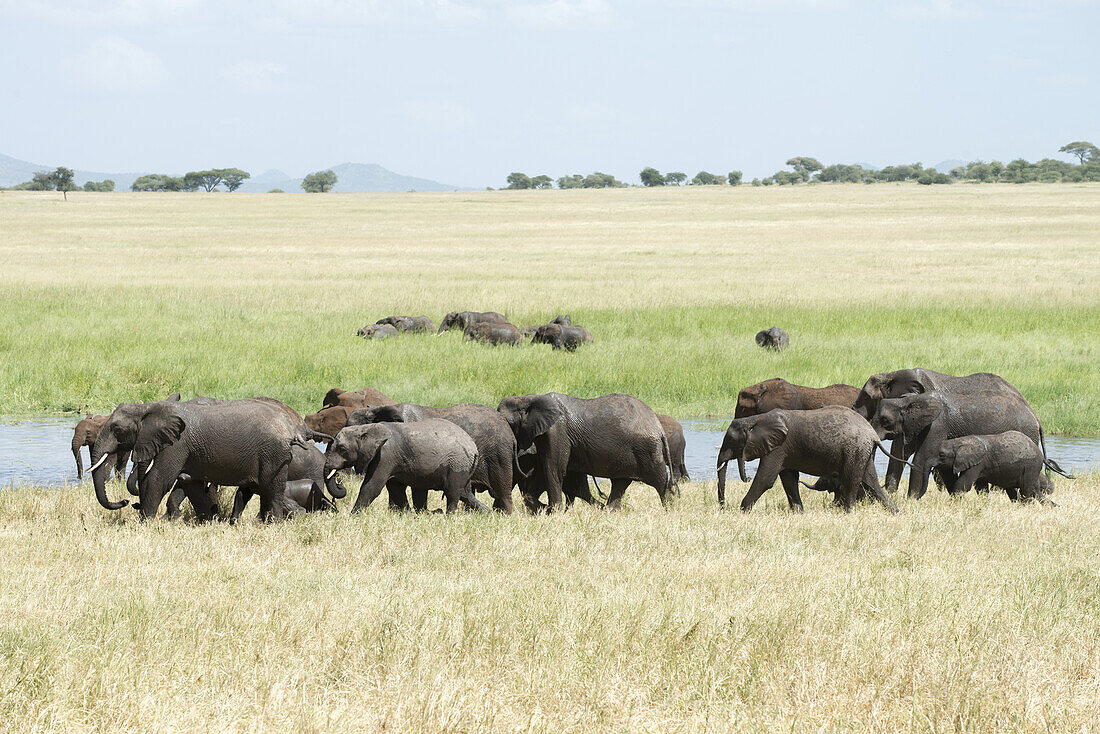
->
2, 414, 1099, 489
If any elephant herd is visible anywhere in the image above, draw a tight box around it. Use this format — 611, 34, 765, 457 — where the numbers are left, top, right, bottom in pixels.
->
358, 311, 594, 351
73, 367, 1069, 523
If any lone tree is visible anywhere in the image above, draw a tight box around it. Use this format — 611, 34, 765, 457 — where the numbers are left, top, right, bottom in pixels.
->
301, 169, 337, 193
727, 170, 743, 186
1059, 141, 1098, 164
50, 167, 76, 199
639, 167, 665, 186
505, 172, 533, 189
220, 168, 250, 192
664, 171, 686, 186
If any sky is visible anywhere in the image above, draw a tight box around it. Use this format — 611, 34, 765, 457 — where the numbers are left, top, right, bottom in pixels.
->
1, 0, 1097, 187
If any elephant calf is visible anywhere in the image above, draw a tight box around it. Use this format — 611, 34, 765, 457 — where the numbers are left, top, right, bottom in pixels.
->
376, 315, 434, 333
531, 323, 593, 351
658, 414, 689, 483
231, 479, 337, 521
933, 431, 1054, 504
464, 321, 523, 346
755, 327, 789, 351
358, 323, 399, 339
73, 413, 129, 479
324, 419, 482, 514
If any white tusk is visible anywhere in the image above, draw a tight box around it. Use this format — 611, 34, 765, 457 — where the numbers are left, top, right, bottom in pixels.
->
326, 469, 337, 480
88, 454, 109, 473
144, 457, 155, 475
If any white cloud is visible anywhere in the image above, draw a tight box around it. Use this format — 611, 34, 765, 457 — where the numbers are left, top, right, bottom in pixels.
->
0, 0, 208, 25
505, 0, 616, 28
220, 60, 290, 94
69, 37, 167, 93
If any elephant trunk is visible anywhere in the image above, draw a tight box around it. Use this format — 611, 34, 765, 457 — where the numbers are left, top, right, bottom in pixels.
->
717, 460, 728, 508
738, 456, 748, 483
325, 470, 348, 499
127, 467, 141, 496
90, 447, 128, 510
71, 436, 84, 479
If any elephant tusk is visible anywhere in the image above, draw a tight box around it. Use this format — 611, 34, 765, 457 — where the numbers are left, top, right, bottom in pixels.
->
88, 454, 109, 473
326, 469, 337, 480
144, 458, 155, 475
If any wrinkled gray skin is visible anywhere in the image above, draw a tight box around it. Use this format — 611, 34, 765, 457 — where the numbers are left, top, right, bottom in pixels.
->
851, 368, 1037, 494
438, 310, 508, 333
464, 321, 523, 346
73, 413, 129, 480
358, 323, 399, 339
531, 323, 593, 351
716, 406, 901, 513
349, 402, 518, 513
375, 315, 435, 333
932, 431, 1053, 505
96, 398, 321, 522
230, 442, 336, 521
870, 390, 1063, 500
657, 414, 689, 483
324, 420, 481, 514
498, 392, 675, 512
514, 446, 603, 514
755, 327, 789, 351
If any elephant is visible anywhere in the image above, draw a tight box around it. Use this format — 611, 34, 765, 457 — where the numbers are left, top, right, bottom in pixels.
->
323, 420, 481, 514
376, 315, 434, 333
852, 368, 1042, 494
72, 413, 129, 479
322, 387, 394, 410
95, 397, 325, 522
531, 323, 593, 351
358, 323, 399, 339
715, 406, 902, 513
304, 405, 357, 441
229, 441, 338, 521
464, 321, 523, 346
868, 390, 1068, 500
437, 310, 508, 333
657, 414, 689, 483
755, 327, 789, 351
733, 378, 860, 482
932, 431, 1053, 504
349, 402, 518, 513
550, 314, 572, 326
497, 392, 675, 512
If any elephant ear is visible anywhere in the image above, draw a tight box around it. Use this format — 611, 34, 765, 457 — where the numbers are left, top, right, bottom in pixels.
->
356, 432, 389, 473
901, 396, 943, 436
744, 412, 789, 461
131, 409, 186, 465
952, 440, 985, 473
890, 371, 925, 398
373, 404, 406, 423
166, 392, 181, 402
322, 388, 345, 408
521, 395, 564, 445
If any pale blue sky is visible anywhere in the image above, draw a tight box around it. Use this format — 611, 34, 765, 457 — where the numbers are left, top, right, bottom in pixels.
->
1, 0, 1096, 186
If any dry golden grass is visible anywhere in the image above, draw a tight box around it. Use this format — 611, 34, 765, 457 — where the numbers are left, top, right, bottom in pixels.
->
1, 477, 1098, 732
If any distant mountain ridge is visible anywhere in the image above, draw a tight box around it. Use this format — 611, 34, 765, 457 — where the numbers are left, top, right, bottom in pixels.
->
0, 153, 466, 192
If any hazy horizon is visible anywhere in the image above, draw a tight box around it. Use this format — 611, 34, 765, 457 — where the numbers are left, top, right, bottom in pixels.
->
1, 0, 1096, 187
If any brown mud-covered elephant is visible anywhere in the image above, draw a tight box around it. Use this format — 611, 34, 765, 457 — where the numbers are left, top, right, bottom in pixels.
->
497, 392, 675, 512
357, 324, 399, 339
73, 413, 129, 480
321, 387, 394, 410
305, 405, 358, 441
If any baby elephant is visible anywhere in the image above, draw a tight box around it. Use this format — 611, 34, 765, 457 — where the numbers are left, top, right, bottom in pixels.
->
933, 431, 1053, 504
755, 326, 789, 351
358, 323, 400, 339
376, 315, 435, 333
464, 321, 523, 346
531, 323, 593, 351
324, 419, 481, 513
231, 479, 336, 521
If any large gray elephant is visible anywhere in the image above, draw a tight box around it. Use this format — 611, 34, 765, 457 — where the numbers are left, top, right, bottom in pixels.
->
851, 368, 1038, 493
349, 402, 518, 513
323, 420, 480, 514
869, 390, 1068, 500
932, 431, 1053, 504
497, 392, 675, 512
531, 323, 593, 351
513, 446, 604, 514
716, 406, 902, 513
437, 310, 508, 333
72, 413, 129, 480
464, 321, 523, 346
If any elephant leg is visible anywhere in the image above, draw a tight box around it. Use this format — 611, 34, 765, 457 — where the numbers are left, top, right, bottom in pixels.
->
114, 451, 129, 480
182, 480, 217, 523
740, 456, 781, 512
258, 462, 289, 523
537, 438, 569, 513
164, 483, 187, 521
954, 467, 981, 496
352, 471, 387, 514
411, 486, 429, 512
459, 487, 489, 512
386, 480, 410, 511
230, 488, 253, 523
488, 456, 514, 514
605, 478, 632, 512
883, 438, 909, 494
565, 471, 602, 508
907, 443, 938, 500
778, 470, 804, 513
444, 478, 468, 514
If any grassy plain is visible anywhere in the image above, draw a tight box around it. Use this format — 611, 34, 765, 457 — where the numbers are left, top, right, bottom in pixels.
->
1, 477, 1098, 731
1, 184, 1098, 432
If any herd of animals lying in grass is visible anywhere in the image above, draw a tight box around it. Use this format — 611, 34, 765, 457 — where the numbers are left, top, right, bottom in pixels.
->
357, 311, 595, 350
71, 322, 1073, 522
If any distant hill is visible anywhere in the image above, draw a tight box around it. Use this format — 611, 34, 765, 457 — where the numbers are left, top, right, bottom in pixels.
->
1, 153, 466, 193
932, 159, 966, 173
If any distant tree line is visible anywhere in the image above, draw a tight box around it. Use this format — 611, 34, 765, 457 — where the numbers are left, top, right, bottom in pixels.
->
505, 171, 627, 189
130, 168, 251, 192
640, 168, 742, 186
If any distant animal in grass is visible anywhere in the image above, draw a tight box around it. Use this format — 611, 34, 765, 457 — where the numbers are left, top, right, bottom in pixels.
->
357, 323, 399, 339
531, 323, 593, 351
375, 315, 435, 333
437, 310, 509, 333
464, 321, 523, 346
755, 326, 789, 351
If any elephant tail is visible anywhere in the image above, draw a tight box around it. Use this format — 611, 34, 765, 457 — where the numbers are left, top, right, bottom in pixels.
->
660, 433, 677, 497
294, 430, 333, 447
1037, 424, 1074, 479
873, 438, 915, 469
591, 476, 608, 503
512, 450, 532, 480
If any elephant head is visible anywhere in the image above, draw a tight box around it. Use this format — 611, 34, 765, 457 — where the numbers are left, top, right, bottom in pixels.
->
323, 425, 388, 499
304, 406, 353, 441
88, 402, 146, 509
497, 394, 564, 450
715, 413, 773, 506
322, 388, 346, 408
734, 378, 799, 419
130, 403, 188, 516
550, 314, 572, 326
853, 370, 926, 419
346, 403, 416, 427
870, 394, 943, 442
531, 324, 561, 345
438, 312, 460, 332
932, 436, 986, 492
72, 414, 105, 478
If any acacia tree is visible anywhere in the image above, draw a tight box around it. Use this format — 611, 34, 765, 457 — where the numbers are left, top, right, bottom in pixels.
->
505, 172, 532, 189
727, 170, 743, 186
640, 167, 665, 186
664, 171, 686, 185
786, 157, 823, 181
220, 168, 250, 192
301, 169, 337, 193
531, 175, 553, 189
1059, 141, 1098, 164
